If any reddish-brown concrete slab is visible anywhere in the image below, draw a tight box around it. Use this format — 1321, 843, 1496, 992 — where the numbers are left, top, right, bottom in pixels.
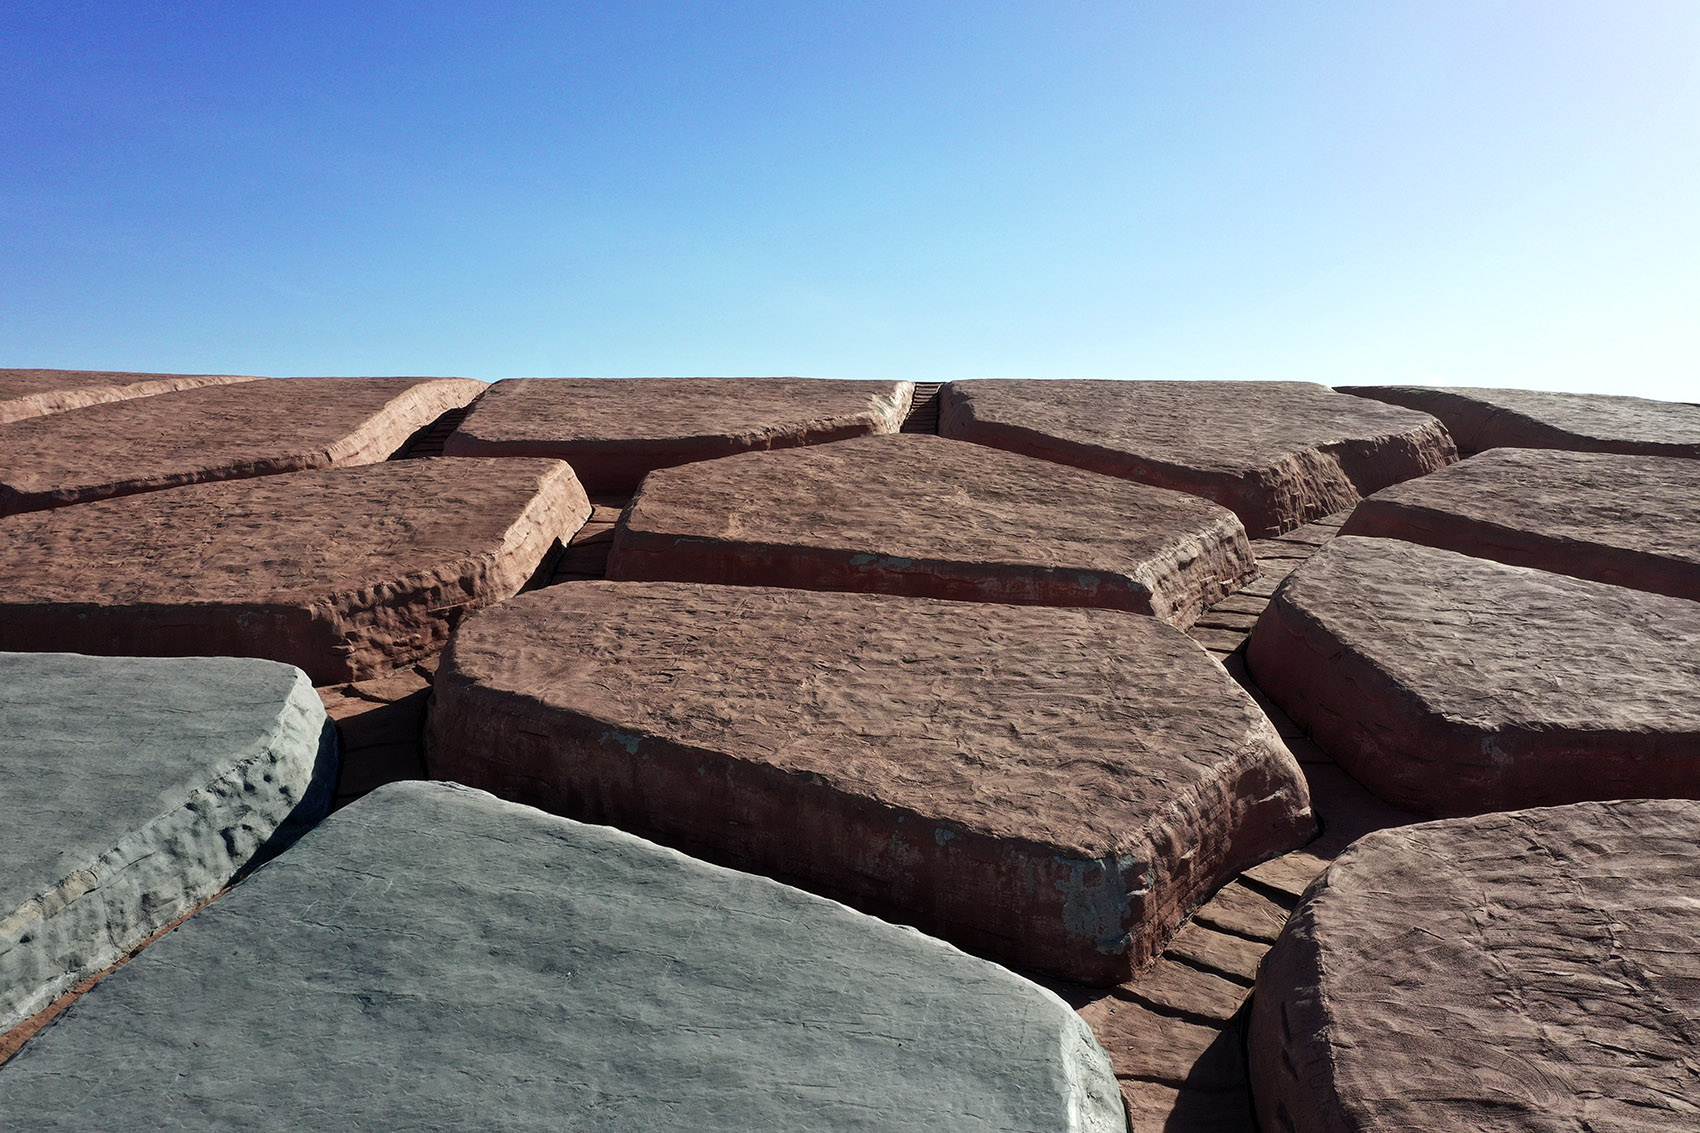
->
428, 581, 1314, 985
0, 376, 485, 515
0, 368, 263, 424
939, 380, 1456, 537
1341, 447, 1700, 602
1246, 536, 1700, 817
606, 433, 1256, 629
441, 376, 913, 494
1340, 384, 1700, 458
1251, 799, 1700, 1133
0, 459, 588, 684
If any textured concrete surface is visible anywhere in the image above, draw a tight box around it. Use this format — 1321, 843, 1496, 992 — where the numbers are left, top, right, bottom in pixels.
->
939, 380, 1455, 537
428, 581, 1313, 984
442, 376, 914, 494
0, 653, 336, 1031
608, 433, 1257, 628
1341, 447, 1700, 601
1340, 384, 1700, 458
1251, 800, 1700, 1133
1246, 536, 1700, 816
0, 367, 262, 424
0, 781, 1125, 1132
0, 459, 589, 683
0, 375, 485, 514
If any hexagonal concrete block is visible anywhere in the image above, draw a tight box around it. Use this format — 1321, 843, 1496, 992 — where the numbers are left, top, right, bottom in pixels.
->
0, 459, 589, 684
0, 367, 263, 425
428, 581, 1314, 985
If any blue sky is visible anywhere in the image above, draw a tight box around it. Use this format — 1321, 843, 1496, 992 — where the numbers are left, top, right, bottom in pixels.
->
3, 3, 1696, 400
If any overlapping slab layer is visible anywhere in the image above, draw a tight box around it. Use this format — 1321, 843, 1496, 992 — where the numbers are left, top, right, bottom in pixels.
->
0, 653, 335, 1032
1342, 448, 1700, 601
1340, 384, 1700, 458
0, 367, 263, 424
1251, 800, 1700, 1133
428, 582, 1314, 984
0, 782, 1125, 1132
1246, 536, 1700, 816
939, 379, 1455, 536
608, 433, 1256, 627
0, 375, 485, 514
0, 459, 589, 684
442, 376, 914, 495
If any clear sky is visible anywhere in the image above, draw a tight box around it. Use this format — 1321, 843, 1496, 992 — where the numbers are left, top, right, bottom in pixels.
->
3, 3, 1696, 400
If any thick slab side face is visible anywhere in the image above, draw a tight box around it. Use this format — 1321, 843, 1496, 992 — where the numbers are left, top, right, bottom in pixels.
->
0, 375, 486, 514
608, 433, 1256, 628
1342, 448, 1700, 601
428, 582, 1314, 984
0, 653, 336, 1031
1246, 536, 1700, 817
442, 376, 914, 495
0, 782, 1125, 1132
0, 368, 264, 424
0, 459, 589, 683
939, 379, 1456, 537
1339, 384, 1700, 458
1251, 800, 1700, 1133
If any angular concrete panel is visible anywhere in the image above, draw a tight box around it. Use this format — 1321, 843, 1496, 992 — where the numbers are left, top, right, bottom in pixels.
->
1251, 800, 1700, 1133
0, 653, 335, 1031
940, 379, 1456, 536
0, 367, 264, 424
609, 433, 1258, 627
428, 581, 1314, 984
0, 375, 485, 514
0, 781, 1125, 1133
1246, 536, 1700, 816
0, 459, 589, 684
442, 376, 914, 495
1342, 447, 1700, 601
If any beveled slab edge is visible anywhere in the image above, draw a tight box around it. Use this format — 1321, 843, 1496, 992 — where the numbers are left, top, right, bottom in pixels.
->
0, 373, 265, 425
1337, 385, 1700, 458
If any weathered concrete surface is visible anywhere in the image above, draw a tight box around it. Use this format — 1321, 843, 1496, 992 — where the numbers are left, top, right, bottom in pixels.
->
0, 459, 588, 684
442, 376, 914, 495
0, 653, 336, 1032
1246, 536, 1700, 817
428, 581, 1314, 985
608, 433, 1256, 628
0, 781, 1126, 1132
0, 375, 485, 514
1342, 448, 1700, 601
1251, 800, 1700, 1133
0, 367, 264, 424
939, 380, 1455, 537
1340, 384, 1700, 458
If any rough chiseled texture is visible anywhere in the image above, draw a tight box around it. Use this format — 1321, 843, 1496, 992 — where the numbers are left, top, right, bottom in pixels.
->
0, 375, 485, 514
428, 582, 1314, 985
1342, 448, 1700, 601
0, 782, 1125, 1133
939, 380, 1455, 537
0, 459, 589, 683
0, 653, 336, 1032
1251, 800, 1700, 1133
1340, 384, 1700, 458
442, 376, 914, 494
607, 433, 1256, 628
0, 368, 263, 424
1246, 536, 1700, 816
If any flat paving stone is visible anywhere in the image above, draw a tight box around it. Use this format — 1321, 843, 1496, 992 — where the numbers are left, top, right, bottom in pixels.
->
0, 781, 1125, 1132
0, 652, 335, 1032
607, 433, 1256, 628
1250, 799, 1700, 1133
1342, 447, 1700, 602
442, 376, 913, 495
0, 367, 262, 424
0, 375, 485, 514
428, 581, 1314, 985
0, 459, 589, 684
1340, 384, 1700, 458
939, 380, 1455, 537
1246, 536, 1700, 817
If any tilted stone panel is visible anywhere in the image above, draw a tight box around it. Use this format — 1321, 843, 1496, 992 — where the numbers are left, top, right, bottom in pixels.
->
0, 367, 264, 425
